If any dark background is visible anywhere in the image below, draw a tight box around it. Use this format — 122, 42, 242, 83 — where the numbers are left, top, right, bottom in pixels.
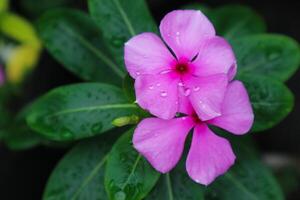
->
1, 0, 299, 199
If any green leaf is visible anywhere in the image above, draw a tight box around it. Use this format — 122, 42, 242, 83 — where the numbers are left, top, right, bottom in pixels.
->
233, 34, 300, 82
146, 161, 205, 200
210, 5, 266, 41
37, 9, 123, 84
26, 83, 139, 141
122, 74, 135, 103
205, 139, 284, 200
20, 0, 72, 17
88, 0, 157, 67
43, 133, 117, 200
105, 129, 160, 200
239, 74, 294, 132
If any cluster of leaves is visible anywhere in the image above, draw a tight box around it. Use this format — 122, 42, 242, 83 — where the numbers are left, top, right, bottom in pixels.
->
1, 1, 300, 199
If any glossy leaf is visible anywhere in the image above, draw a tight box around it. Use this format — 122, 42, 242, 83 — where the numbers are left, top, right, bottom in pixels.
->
210, 5, 266, 41
205, 139, 284, 200
233, 34, 300, 82
43, 134, 116, 200
37, 9, 123, 84
146, 160, 205, 200
122, 74, 135, 103
239, 74, 294, 132
88, 0, 157, 67
105, 129, 160, 200
26, 83, 139, 141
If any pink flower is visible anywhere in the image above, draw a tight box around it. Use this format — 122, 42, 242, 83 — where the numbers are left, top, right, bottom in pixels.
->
133, 81, 254, 185
125, 10, 236, 120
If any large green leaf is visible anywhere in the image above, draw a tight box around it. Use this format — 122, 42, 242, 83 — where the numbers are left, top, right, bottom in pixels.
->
26, 83, 139, 141
239, 75, 294, 132
233, 34, 300, 82
205, 139, 284, 200
209, 5, 266, 41
37, 9, 123, 84
88, 0, 157, 67
105, 129, 160, 200
43, 133, 117, 200
146, 161, 205, 200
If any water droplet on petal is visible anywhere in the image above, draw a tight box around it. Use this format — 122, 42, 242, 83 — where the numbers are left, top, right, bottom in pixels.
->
135, 71, 141, 75
178, 82, 184, 87
156, 83, 161, 87
148, 85, 154, 90
193, 86, 200, 92
160, 91, 167, 97
184, 88, 191, 96
160, 69, 172, 74
176, 31, 180, 36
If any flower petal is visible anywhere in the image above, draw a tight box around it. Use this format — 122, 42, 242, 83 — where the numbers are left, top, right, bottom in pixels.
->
135, 73, 179, 119
133, 117, 194, 173
125, 32, 174, 78
186, 124, 235, 185
184, 74, 228, 121
160, 10, 215, 60
208, 81, 254, 135
193, 36, 237, 80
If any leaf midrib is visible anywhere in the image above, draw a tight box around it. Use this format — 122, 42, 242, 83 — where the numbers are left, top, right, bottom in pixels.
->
121, 154, 142, 189
47, 103, 137, 118
70, 154, 108, 200
112, 0, 136, 36
224, 172, 259, 200
60, 25, 124, 78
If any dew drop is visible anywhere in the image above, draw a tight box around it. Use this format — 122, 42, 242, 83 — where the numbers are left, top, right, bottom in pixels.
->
184, 88, 191, 96
135, 71, 141, 75
178, 82, 184, 87
160, 91, 168, 97
114, 191, 126, 200
148, 85, 154, 90
176, 31, 180, 36
193, 86, 200, 92
91, 123, 103, 133
156, 83, 161, 87
160, 69, 172, 74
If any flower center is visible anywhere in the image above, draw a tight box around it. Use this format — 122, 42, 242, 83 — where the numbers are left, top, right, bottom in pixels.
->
175, 62, 189, 74
191, 113, 201, 124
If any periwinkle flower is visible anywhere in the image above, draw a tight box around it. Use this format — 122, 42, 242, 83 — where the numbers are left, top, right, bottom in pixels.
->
125, 10, 236, 120
133, 81, 254, 185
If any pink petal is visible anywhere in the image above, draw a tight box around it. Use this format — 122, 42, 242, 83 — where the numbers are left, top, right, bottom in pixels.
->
193, 37, 237, 80
186, 124, 236, 185
208, 81, 254, 135
160, 10, 215, 60
135, 73, 179, 120
133, 117, 195, 173
178, 85, 194, 115
184, 74, 228, 121
124, 32, 174, 78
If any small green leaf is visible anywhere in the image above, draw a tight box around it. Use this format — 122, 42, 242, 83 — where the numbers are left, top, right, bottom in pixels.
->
146, 160, 205, 200
105, 129, 160, 200
206, 139, 284, 200
210, 5, 266, 41
43, 133, 116, 200
26, 83, 139, 141
37, 9, 123, 84
88, 0, 157, 67
233, 34, 300, 82
239, 74, 294, 132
